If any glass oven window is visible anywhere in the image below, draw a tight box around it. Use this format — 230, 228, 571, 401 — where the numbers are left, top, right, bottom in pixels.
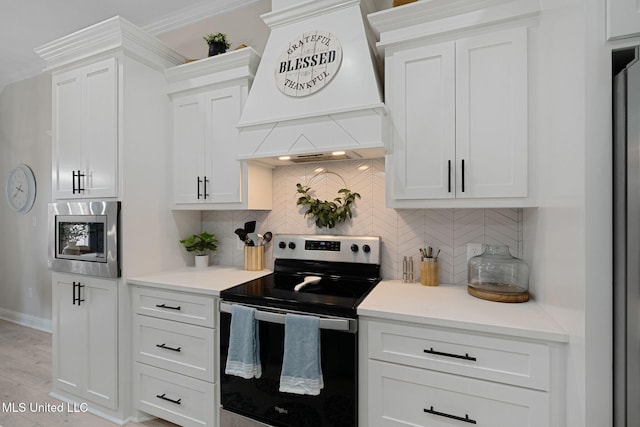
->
56, 216, 106, 262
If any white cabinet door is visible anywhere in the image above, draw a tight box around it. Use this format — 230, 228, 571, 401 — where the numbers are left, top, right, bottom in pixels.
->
83, 59, 118, 198
389, 42, 456, 200
608, 0, 640, 39
84, 277, 118, 409
173, 94, 207, 203
386, 27, 529, 206
52, 70, 83, 199
204, 86, 243, 204
52, 275, 85, 397
455, 27, 528, 199
52, 273, 118, 410
51, 58, 118, 199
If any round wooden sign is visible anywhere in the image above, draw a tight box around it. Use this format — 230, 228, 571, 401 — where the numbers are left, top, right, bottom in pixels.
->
274, 30, 342, 97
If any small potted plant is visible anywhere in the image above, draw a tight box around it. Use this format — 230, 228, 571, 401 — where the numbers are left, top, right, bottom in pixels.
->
203, 32, 231, 57
179, 231, 218, 268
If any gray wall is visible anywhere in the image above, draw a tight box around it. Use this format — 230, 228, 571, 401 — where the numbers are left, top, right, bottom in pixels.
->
0, 74, 52, 330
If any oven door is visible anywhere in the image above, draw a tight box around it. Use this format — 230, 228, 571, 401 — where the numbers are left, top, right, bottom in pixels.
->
219, 302, 358, 427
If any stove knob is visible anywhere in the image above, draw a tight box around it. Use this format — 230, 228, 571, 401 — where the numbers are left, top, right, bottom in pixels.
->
278, 241, 286, 249
288, 242, 296, 250
350, 244, 359, 253
363, 244, 371, 253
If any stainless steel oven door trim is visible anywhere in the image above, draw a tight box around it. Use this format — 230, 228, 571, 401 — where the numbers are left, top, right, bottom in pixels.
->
48, 201, 120, 278
219, 301, 357, 333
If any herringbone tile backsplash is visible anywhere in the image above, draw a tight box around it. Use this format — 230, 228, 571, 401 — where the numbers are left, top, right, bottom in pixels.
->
203, 159, 523, 284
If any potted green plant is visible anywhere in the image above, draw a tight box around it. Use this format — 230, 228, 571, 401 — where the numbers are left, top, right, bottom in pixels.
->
296, 183, 361, 228
179, 231, 218, 267
203, 32, 231, 57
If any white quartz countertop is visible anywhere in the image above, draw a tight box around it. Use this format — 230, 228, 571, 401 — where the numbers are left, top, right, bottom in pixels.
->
359, 281, 569, 343
127, 265, 272, 296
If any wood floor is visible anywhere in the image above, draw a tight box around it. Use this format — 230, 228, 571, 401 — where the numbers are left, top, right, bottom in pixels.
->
0, 319, 177, 427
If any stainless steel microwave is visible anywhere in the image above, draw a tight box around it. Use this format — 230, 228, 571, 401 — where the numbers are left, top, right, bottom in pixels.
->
48, 201, 120, 278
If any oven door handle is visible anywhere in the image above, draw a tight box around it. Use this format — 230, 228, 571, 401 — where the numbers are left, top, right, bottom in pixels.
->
219, 302, 357, 333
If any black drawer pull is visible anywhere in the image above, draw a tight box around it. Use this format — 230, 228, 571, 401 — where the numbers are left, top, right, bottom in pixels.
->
156, 393, 181, 405
155, 303, 181, 311
424, 347, 477, 361
156, 343, 181, 352
424, 406, 476, 424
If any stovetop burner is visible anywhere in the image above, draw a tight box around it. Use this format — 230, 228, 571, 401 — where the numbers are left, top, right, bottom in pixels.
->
221, 235, 381, 318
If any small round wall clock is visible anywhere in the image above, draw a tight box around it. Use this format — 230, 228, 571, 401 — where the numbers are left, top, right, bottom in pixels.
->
5, 164, 36, 214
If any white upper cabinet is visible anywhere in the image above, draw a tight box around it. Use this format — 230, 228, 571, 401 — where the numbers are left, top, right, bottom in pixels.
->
370, 0, 539, 208
390, 42, 456, 200
455, 28, 528, 199
173, 87, 246, 204
167, 48, 272, 210
52, 58, 118, 199
608, 0, 640, 39
37, 16, 186, 202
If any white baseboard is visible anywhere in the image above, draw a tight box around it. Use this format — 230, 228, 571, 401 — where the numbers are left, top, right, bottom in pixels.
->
0, 308, 51, 333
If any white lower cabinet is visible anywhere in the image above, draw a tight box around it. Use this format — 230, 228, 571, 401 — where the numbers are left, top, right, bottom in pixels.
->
132, 285, 217, 427
369, 360, 548, 426
134, 363, 215, 427
52, 272, 118, 410
362, 319, 562, 427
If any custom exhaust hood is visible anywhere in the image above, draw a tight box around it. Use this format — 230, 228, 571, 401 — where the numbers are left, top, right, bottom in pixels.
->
237, 0, 387, 166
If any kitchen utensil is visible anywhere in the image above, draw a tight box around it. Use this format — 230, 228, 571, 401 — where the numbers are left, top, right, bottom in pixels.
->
234, 228, 248, 242
262, 231, 273, 244
247, 232, 259, 246
244, 221, 256, 233
293, 275, 322, 292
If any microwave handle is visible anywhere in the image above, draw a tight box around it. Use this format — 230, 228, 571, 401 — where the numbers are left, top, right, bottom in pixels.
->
219, 301, 356, 333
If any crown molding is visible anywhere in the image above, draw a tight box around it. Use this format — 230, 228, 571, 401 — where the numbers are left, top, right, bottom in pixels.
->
262, 0, 361, 29
166, 47, 261, 94
368, 0, 540, 48
34, 16, 185, 73
143, 0, 266, 35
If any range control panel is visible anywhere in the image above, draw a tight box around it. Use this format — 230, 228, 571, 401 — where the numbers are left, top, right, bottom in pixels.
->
273, 234, 381, 265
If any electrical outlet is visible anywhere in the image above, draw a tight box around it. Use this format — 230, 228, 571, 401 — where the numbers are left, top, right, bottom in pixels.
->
467, 243, 484, 262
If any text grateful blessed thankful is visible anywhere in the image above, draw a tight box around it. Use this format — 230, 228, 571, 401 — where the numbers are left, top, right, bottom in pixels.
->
275, 31, 342, 97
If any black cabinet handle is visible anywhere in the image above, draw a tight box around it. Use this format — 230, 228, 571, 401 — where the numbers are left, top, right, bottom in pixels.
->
72, 282, 85, 306
155, 303, 181, 311
423, 347, 477, 361
448, 160, 452, 193
156, 343, 182, 352
461, 159, 465, 193
73, 170, 85, 193
424, 406, 476, 424
197, 176, 203, 199
77, 283, 85, 306
72, 171, 77, 194
156, 393, 181, 405
204, 176, 210, 199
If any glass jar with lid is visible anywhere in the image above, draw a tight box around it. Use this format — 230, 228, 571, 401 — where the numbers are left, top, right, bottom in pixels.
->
467, 244, 529, 302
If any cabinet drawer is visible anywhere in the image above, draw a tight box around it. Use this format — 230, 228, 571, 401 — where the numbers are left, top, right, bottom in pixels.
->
134, 315, 215, 382
132, 286, 215, 327
134, 363, 215, 427
368, 360, 549, 427
368, 320, 550, 390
